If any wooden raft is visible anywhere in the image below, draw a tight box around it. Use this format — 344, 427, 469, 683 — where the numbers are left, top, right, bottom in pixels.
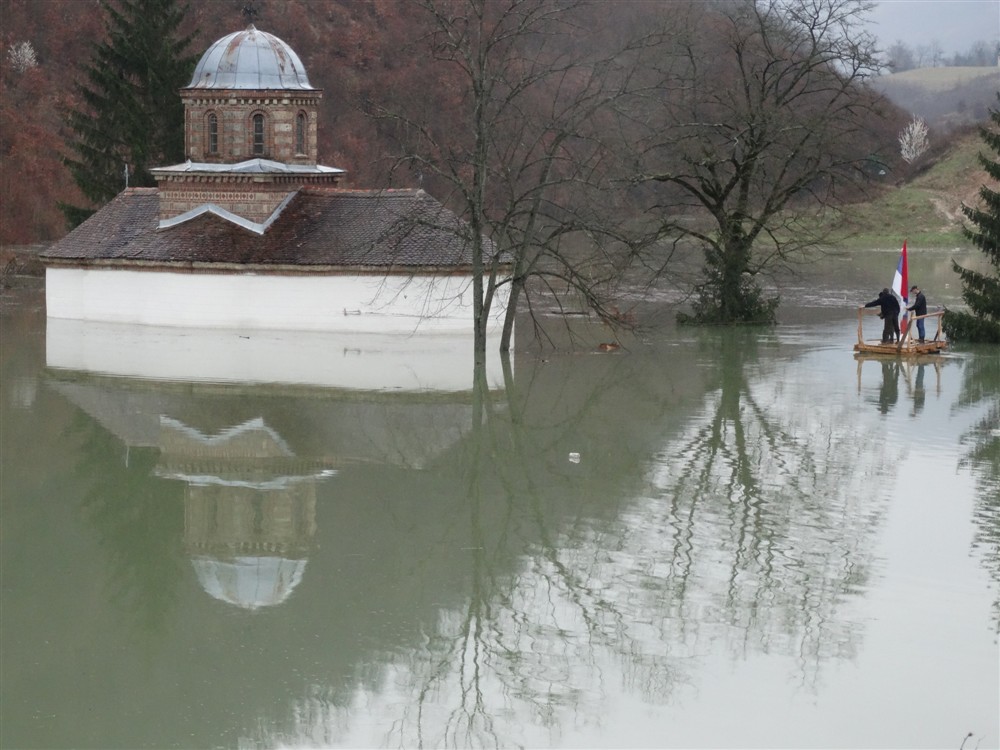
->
854, 308, 948, 356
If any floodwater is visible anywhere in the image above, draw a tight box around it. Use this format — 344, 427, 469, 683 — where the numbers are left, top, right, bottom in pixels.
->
1, 249, 998, 750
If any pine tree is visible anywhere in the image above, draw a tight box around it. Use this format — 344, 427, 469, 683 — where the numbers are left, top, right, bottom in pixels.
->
61, 0, 196, 227
945, 97, 1000, 344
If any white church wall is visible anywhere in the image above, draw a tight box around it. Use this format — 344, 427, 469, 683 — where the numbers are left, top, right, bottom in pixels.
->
46, 267, 510, 336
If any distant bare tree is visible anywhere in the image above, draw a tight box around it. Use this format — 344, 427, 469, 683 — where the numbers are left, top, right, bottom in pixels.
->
885, 40, 915, 72
915, 40, 944, 68
953, 40, 998, 68
7, 40, 37, 73
898, 116, 929, 163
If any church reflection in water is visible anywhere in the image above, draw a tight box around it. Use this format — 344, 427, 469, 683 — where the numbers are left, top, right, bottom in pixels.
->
160, 416, 326, 610
47, 322, 492, 611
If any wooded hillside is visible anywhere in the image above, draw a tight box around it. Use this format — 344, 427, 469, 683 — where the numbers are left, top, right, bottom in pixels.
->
2, 0, 448, 243
871, 66, 1000, 130
0, 0, 977, 246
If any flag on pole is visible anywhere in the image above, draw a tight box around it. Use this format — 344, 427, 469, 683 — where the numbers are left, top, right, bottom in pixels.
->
892, 241, 909, 335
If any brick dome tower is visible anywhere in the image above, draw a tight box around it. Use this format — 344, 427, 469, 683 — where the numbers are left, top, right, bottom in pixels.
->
182, 25, 321, 165
152, 25, 345, 227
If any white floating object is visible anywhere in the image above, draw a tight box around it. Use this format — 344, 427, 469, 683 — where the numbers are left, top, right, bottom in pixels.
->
568, 452, 581, 463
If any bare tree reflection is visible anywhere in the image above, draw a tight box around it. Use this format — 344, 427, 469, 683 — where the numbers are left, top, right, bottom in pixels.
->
370, 354, 678, 748
628, 330, 886, 687
370, 332, 889, 746
954, 351, 1000, 630
238, 332, 895, 748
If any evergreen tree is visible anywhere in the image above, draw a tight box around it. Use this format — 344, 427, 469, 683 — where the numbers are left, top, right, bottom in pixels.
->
61, 0, 196, 227
945, 97, 1000, 343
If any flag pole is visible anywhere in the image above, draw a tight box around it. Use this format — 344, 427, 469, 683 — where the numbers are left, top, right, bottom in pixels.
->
892, 240, 909, 340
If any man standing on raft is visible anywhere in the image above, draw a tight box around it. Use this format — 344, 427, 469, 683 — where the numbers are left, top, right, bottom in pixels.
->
863, 288, 901, 343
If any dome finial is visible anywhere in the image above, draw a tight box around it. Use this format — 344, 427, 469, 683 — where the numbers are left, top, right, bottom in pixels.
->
241, 2, 259, 25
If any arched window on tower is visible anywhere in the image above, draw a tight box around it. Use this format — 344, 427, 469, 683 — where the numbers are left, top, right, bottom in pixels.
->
207, 113, 218, 155
295, 112, 306, 155
252, 113, 265, 156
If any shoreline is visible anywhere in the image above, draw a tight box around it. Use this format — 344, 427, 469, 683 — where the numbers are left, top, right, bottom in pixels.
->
1, 245, 47, 283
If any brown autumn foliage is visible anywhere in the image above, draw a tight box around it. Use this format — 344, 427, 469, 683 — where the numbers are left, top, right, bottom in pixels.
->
0, 0, 904, 246
0, 0, 448, 244
1, 0, 105, 243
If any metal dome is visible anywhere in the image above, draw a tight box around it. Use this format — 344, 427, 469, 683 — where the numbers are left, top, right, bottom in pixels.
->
186, 25, 315, 90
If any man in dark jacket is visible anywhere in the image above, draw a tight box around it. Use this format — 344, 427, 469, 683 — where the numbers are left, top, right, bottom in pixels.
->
863, 288, 901, 343
907, 284, 928, 342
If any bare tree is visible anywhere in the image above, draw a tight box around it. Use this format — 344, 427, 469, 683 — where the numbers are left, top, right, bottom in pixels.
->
7, 40, 38, 73
885, 40, 916, 73
952, 40, 998, 68
626, 0, 887, 324
916, 40, 945, 68
898, 115, 929, 164
371, 0, 641, 362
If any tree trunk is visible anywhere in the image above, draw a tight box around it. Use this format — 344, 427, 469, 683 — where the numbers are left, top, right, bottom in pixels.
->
718, 239, 751, 321
499, 276, 523, 353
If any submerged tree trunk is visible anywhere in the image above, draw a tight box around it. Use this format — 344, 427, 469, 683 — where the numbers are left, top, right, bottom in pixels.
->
682, 234, 777, 326
499, 275, 524, 354
472, 232, 488, 367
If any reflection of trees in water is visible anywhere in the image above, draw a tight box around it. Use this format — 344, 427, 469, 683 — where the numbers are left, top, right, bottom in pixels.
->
352, 357, 677, 748
610, 331, 885, 687
360, 335, 887, 745
69, 411, 185, 636
954, 352, 1000, 629
242, 334, 894, 748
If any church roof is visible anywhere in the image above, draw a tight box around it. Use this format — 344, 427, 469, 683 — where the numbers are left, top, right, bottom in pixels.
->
153, 158, 344, 176
186, 25, 315, 91
42, 188, 498, 270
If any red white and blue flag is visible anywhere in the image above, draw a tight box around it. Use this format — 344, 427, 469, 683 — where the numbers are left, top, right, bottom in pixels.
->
892, 241, 909, 332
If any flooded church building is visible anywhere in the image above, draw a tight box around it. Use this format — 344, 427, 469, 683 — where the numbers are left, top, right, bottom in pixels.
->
42, 25, 509, 336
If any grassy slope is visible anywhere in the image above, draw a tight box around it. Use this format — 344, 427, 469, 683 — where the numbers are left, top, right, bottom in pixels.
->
883, 66, 1000, 91
829, 130, 990, 250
